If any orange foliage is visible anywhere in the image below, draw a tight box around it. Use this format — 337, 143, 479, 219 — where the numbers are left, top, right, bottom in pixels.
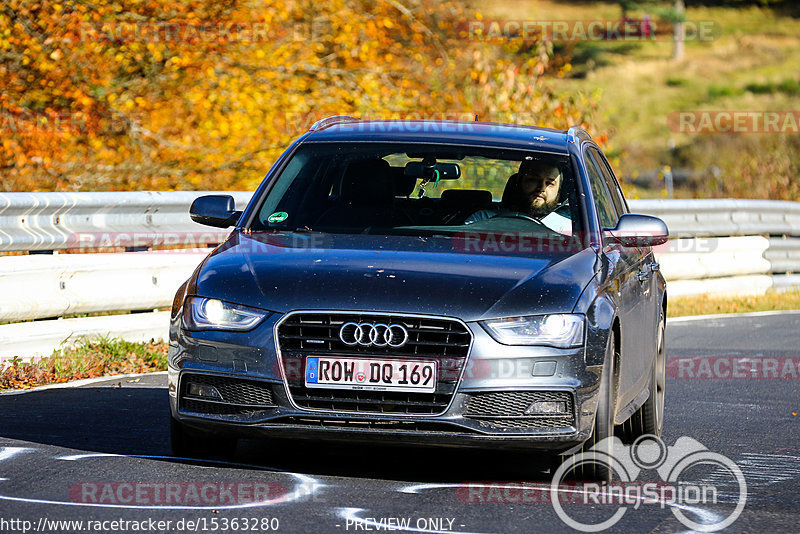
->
1, 0, 597, 192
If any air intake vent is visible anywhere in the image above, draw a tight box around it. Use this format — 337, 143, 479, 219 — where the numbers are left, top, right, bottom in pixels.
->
464, 391, 575, 431
179, 374, 276, 416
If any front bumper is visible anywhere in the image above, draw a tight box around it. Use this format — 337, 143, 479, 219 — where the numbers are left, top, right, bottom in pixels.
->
168, 311, 605, 455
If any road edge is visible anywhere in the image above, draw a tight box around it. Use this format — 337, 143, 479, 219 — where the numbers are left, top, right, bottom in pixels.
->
0, 371, 167, 396
667, 309, 800, 324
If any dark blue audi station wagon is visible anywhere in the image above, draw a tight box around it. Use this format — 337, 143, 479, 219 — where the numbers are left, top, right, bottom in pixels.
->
169, 116, 668, 474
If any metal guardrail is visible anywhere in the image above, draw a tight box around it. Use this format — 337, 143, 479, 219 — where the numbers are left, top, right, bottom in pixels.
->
629, 199, 800, 297
0, 191, 252, 252
0, 193, 799, 362
628, 199, 800, 238
0, 251, 207, 322
765, 237, 800, 274
657, 236, 771, 281
2, 193, 798, 251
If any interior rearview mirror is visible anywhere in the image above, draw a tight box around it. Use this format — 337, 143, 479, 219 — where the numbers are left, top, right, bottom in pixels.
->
403, 162, 461, 180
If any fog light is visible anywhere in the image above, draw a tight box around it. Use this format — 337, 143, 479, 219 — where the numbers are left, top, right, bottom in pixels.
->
187, 382, 223, 400
524, 401, 568, 415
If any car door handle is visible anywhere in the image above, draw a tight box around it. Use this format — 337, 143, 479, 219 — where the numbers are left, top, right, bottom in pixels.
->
637, 270, 650, 282
649, 262, 660, 273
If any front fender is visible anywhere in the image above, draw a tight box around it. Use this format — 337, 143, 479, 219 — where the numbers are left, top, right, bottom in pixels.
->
574, 270, 617, 367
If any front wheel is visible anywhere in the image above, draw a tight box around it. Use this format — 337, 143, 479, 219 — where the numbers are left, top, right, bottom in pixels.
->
562, 331, 616, 482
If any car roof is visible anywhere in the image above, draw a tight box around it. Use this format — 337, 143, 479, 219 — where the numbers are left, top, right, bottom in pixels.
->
303, 120, 571, 154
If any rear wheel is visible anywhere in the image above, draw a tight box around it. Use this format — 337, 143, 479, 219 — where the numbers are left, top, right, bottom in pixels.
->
170, 416, 237, 458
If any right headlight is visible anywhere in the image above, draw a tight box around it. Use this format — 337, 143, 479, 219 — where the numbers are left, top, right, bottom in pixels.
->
182, 296, 269, 331
480, 314, 585, 348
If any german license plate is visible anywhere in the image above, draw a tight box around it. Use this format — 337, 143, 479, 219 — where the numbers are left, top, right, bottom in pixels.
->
305, 357, 437, 393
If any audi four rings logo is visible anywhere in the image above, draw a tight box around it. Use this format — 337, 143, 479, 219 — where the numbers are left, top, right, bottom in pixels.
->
339, 322, 409, 348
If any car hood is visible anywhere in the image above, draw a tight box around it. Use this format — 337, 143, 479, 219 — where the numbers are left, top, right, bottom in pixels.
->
192, 231, 599, 322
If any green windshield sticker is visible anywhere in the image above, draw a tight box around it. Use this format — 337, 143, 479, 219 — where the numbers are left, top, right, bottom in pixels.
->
267, 211, 288, 223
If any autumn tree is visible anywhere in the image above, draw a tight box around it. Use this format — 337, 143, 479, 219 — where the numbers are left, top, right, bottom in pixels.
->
1, 0, 597, 192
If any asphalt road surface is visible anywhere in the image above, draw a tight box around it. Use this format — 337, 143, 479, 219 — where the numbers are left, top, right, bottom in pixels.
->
1, 311, 799, 534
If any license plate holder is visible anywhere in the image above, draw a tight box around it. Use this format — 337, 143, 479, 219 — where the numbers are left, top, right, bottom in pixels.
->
305, 357, 437, 393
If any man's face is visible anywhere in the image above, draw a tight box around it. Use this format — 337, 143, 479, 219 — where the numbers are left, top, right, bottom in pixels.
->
518, 164, 562, 215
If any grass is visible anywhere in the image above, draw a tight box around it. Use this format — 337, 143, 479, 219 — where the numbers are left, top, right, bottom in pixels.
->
472, 0, 800, 197
0, 336, 167, 391
668, 289, 800, 318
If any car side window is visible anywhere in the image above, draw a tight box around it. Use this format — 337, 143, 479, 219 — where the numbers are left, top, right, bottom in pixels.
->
589, 148, 628, 215
584, 150, 619, 229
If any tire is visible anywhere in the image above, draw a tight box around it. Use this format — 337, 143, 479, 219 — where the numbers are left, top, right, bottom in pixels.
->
622, 307, 666, 441
170, 416, 237, 458
566, 331, 616, 482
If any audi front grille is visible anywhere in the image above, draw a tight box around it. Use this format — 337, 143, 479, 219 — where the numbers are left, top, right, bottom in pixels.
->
275, 312, 472, 415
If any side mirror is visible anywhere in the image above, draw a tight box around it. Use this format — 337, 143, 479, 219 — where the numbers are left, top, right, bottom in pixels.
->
190, 195, 241, 228
603, 213, 669, 247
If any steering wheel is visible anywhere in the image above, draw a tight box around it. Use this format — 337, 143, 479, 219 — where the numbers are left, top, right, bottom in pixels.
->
487, 212, 544, 224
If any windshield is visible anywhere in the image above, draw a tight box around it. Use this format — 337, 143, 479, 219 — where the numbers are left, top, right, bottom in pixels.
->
250, 142, 583, 239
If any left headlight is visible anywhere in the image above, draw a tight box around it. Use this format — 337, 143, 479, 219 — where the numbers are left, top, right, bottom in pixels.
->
182, 296, 269, 331
480, 314, 585, 348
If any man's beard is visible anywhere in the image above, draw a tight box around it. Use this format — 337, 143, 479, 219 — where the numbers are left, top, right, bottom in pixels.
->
529, 197, 559, 217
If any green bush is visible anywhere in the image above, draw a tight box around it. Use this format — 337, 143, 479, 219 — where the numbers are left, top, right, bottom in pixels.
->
744, 79, 800, 96
707, 84, 742, 99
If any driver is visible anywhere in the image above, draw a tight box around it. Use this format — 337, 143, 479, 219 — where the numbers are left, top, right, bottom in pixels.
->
506, 159, 562, 216
465, 159, 571, 233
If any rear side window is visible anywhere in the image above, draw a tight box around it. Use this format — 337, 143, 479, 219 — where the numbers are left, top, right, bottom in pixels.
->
584, 151, 619, 229
588, 147, 627, 216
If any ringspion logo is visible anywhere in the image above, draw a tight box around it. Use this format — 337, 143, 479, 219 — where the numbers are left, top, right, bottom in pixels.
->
550, 435, 747, 532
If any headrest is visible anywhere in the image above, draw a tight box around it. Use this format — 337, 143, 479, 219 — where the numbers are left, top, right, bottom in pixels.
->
501, 173, 521, 209
340, 159, 394, 206
388, 166, 417, 197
